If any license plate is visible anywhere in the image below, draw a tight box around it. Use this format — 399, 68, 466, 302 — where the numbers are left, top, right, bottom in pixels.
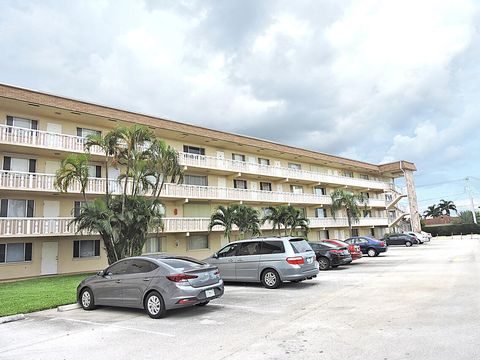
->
306, 257, 313, 264
205, 289, 215, 298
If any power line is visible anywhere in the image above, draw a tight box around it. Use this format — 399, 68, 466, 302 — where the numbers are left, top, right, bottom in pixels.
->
415, 178, 465, 188
417, 192, 466, 204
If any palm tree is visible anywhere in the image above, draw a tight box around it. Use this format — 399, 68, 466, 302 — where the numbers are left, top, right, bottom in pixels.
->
438, 199, 457, 216
285, 207, 309, 236
234, 205, 261, 239
261, 205, 291, 236
208, 205, 239, 242
330, 189, 368, 237
54, 153, 90, 201
423, 204, 442, 218
84, 131, 122, 200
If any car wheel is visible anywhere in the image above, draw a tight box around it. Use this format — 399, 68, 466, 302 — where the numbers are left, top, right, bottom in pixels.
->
144, 291, 166, 319
196, 301, 210, 307
261, 269, 281, 289
405, 241, 412, 247
318, 257, 330, 270
80, 288, 96, 310
367, 248, 377, 257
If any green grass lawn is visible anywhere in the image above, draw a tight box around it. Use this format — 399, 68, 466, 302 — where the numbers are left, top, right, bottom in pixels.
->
0, 273, 94, 317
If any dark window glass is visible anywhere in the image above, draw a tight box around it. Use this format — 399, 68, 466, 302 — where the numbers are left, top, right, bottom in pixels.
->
217, 243, 239, 257
237, 242, 261, 256
108, 260, 129, 275
0, 244, 5, 263
183, 145, 205, 155
234, 179, 247, 189
127, 259, 158, 274
260, 182, 272, 191
259, 241, 285, 254
289, 239, 313, 253
25, 243, 32, 261
351, 229, 359, 237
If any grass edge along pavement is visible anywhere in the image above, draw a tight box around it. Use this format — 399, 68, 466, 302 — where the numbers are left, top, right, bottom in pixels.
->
0, 273, 94, 317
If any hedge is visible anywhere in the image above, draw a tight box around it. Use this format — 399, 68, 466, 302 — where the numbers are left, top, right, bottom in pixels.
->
423, 223, 480, 236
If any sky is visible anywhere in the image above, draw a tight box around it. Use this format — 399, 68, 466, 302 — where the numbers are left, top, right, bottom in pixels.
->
1, 0, 479, 214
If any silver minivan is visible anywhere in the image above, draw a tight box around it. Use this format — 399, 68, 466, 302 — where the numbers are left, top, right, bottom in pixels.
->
204, 237, 319, 289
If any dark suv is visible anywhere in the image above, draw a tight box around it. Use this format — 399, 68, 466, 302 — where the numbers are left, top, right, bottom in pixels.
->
383, 233, 419, 247
344, 236, 388, 257
308, 241, 352, 270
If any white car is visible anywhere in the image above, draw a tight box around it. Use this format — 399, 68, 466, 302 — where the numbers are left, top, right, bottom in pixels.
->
404, 231, 428, 244
421, 231, 432, 241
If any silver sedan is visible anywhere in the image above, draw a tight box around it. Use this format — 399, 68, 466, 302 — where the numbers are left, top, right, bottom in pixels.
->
77, 255, 224, 318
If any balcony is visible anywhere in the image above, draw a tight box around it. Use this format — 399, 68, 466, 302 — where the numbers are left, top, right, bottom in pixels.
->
179, 152, 391, 190
0, 216, 389, 238
0, 170, 387, 207
0, 124, 392, 190
0, 124, 103, 155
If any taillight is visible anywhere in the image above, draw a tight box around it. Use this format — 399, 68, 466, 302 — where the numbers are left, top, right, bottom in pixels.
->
286, 256, 304, 265
380, 241, 386, 247
214, 270, 220, 276
167, 274, 198, 282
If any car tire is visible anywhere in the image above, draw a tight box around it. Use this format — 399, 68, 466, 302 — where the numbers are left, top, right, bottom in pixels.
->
367, 248, 377, 257
261, 269, 281, 289
144, 291, 166, 319
80, 288, 96, 310
318, 257, 330, 270
196, 301, 210, 306
405, 241, 412, 247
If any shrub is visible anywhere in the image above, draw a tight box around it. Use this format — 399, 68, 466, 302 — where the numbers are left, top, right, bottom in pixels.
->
423, 223, 480, 236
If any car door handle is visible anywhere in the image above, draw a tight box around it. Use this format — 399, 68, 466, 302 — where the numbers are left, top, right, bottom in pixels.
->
227, 259, 234, 262
115, 280, 121, 283
237, 259, 244, 262
143, 278, 151, 281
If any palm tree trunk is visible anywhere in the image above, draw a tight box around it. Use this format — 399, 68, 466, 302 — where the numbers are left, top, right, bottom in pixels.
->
104, 158, 109, 201
346, 209, 353, 237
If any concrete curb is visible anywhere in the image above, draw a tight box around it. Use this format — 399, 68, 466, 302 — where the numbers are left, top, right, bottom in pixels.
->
57, 303, 81, 312
0, 314, 26, 324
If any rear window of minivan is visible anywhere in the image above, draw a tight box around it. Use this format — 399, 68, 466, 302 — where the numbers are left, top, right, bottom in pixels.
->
289, 239, 313, 253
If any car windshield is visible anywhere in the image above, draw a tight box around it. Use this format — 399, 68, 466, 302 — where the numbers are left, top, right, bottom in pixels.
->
160, 258, 205, 271
290, 239, 313, 253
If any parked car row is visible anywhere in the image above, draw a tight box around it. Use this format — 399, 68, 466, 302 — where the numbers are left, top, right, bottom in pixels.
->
77, 232, 426, 318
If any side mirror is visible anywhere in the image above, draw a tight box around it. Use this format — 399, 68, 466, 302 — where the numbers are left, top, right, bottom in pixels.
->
97, 270, 105, 277
213, 252, 219, 259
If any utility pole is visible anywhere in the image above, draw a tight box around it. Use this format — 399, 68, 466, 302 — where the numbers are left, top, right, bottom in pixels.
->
465, 177, 477, 224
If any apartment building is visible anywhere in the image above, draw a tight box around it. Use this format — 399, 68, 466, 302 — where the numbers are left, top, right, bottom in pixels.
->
0, 84, 419, 280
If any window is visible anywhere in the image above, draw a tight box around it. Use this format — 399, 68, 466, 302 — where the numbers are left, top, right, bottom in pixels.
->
351, 229, 359, 237
237, 241, 261, 256
370, 228, 375, 237
217, 243, 239, 257
0, 243, 32, 263
73, 240, 100, 258
360, 174, 369, 180
361, 192, 370, 199
261, 207, 273, 217
144, 236, 164, 254
6, 115, 38, 130
3, 157, 36, 173
77, 127, 101, 138
290, 185, 303, 194
315, 208, 327, 218
234, 179, 247, 189
258, 158, 270, 166
342, 171, 354, 178
183, 145, 205, 155
288, 163, 301, 170
88, 165, 102, 178
73, 201, 86, 217
385, 194, 393, 202
127, 259, 158, 274
188, 235, 209, 250
107, 260, 129, 275
363, 210, 372, 218
260, 182, 272, 191
289, 239, 313, 253
318, 230, 330, 240
0, 199, 34, 217
314, 186, 326, 196
184, 175, 208, 186
232, 153, 245, 162
259, 241, 285, 254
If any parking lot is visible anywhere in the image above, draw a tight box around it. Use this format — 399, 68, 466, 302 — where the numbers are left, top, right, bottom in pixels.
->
1, 237, 480, 360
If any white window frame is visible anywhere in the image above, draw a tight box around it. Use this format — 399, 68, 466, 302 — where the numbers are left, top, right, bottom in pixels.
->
232, 153, 246, 162
187, 235, 209, 251
234, 179, 247, 189
288, 163, 301, 170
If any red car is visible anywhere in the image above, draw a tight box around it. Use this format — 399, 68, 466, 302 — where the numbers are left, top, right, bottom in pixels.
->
321, 239, 362, 261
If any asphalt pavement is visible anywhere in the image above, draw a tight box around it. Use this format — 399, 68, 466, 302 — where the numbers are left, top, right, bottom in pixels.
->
1, 236, 479, 360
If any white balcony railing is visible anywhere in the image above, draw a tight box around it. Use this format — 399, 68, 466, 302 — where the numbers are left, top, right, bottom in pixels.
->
0, 170, 387, 207
0, 216, 390, 237
0, 124, 103, 155
0, 124, 392, 190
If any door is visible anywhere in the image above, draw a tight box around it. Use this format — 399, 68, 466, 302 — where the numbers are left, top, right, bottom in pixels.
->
235, 241, 261, 281
41, 242, 58, 275
356, 238, 369, 253
45, 161, 60, 175
46, 123, 63, 148
211, 243, 240, 280
108, 167, 121, 194
94, 260, 129, 307
43, 201, 60, 217
122, 259, 158, 308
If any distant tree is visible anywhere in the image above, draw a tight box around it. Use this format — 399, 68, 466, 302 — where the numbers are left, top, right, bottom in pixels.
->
330, 189, 368, 237
423, 205, 442, 218
438, 199, 457, 216
453, 211, 474, 225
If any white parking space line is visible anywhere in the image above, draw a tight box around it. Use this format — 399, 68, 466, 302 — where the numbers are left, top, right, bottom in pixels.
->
49, 318, 175, 337
209, 303, 283, 314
